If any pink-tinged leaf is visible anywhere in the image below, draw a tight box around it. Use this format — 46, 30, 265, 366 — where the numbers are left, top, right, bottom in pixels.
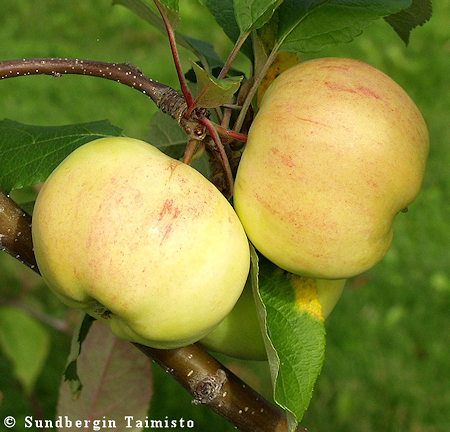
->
57, 321, 153, 431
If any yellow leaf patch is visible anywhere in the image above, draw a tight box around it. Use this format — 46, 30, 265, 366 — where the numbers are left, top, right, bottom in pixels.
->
290, 275, 324, 322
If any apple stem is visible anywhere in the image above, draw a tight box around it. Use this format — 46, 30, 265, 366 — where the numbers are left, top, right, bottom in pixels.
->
0, 191, 308, 432
217, 31, 251, 80
182, 138, 201, 165
233, 44, 282, 133
199, 118, 234, 197
214, 123, 248, 142
152, 0, 194, 110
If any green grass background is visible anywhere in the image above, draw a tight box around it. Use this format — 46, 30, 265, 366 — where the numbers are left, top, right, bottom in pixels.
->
0, 1, 449, 431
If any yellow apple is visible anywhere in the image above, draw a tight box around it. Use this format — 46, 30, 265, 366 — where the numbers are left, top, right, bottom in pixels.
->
32, 137, 250, 349
200, 266, 346, 361
234, 57, 429, 279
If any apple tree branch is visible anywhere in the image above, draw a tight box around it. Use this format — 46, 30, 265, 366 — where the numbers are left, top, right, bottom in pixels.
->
0, 58, 206, 140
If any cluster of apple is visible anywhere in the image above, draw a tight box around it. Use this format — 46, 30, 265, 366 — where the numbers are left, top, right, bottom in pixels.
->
32, 58, 429, 359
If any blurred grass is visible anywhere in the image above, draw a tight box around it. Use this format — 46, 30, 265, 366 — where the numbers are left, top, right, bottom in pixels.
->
0, 0, 449, 431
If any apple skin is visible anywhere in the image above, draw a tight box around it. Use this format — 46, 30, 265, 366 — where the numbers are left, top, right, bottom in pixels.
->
199, 275, 267, 361
234, 57, 429, 279
200, 271, 346, 361
32, 137, 250, 349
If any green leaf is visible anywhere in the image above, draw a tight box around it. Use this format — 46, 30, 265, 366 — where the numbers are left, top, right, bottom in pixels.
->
197, 0, 253, 59
190, 151, 211, 180
278, 0, 413, 53
189, 61, 243, 109
249, 245, 271, 354
0, 119, 123, 193
113, 0, 167, 34
273, 0, 330, 44
384, 0, 432, 45
62, 313, 95, 400
114, 0, 180, 30
255, 255, 326, 428
158, 0, 178, 12
144, 111, 189, 159
184, 37, 246, 78
254, 12, 281, 57
184, 36, 227, 73
234, 0, 283, 33
154, 0, 181, 30
0, 306, 51, 394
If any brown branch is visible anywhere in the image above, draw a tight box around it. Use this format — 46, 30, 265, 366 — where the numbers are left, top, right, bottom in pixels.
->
0, 189, 307, 432
135, 343, 307, 432
0, 58, 164, 102
0, 58, 207, 141
0, 189, 39, 272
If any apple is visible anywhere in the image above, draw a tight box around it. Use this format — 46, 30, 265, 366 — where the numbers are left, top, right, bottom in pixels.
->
32, 137, 250, 349
234, 57, 429, 279
199, 275, 267, 360
200, 263, 346, 361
